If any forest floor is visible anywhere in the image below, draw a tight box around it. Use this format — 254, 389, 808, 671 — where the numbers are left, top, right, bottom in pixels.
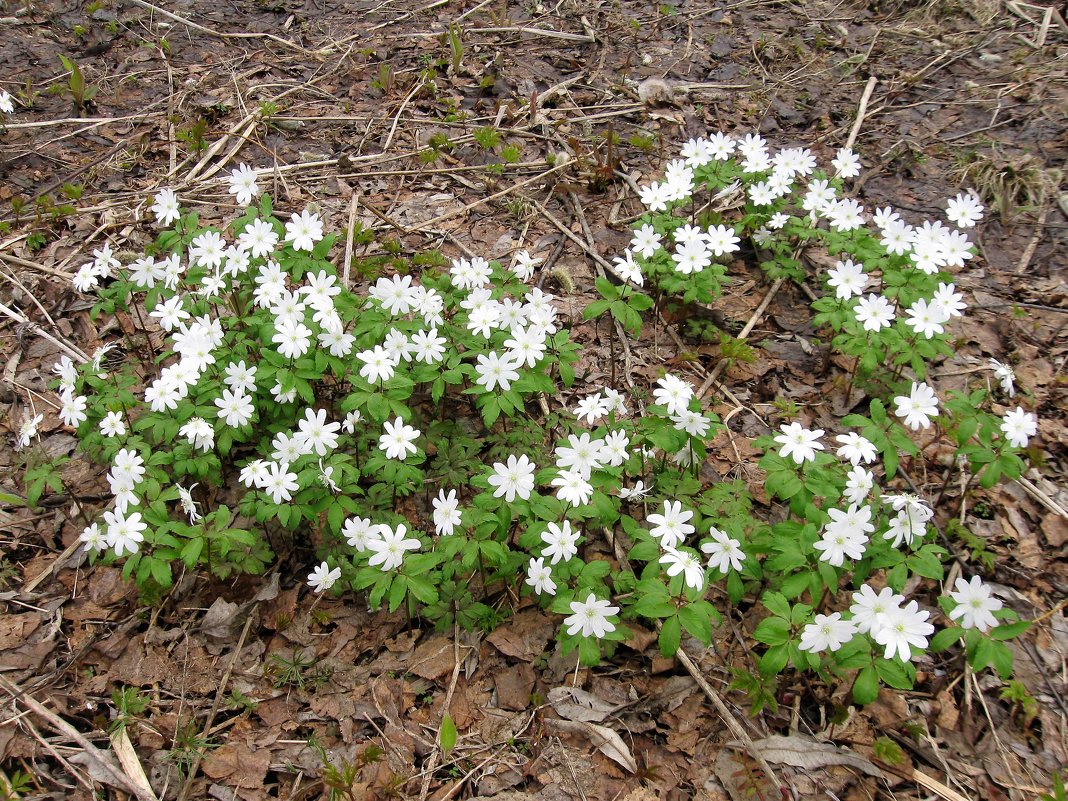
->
0, 0, 1067, 799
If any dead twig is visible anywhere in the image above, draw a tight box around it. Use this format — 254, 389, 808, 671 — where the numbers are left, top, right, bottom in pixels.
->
180, 111, 261, 183
175, 605, 259, 801
909, 767, 975, 801
21, 716, 98, 795
1014, 205, 1048, 274
417, 621, 466, 801
408, 162, 570, 233
0, 675, 156, 801
129, 0, 334, 56
383, 80, 423, 153
846, 76, 878, 150
1007, 0, 1068, 47
696, 277, 783, 399
0, 300, 89, 363
1013, 475, 1068, 519
0, 251, 74, 280
1, 112, 165, 130
341, 192, 362, 288
673, 647, 785, 792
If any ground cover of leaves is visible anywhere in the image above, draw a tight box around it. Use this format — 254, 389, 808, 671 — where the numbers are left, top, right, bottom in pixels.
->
0, 0, 1066, 799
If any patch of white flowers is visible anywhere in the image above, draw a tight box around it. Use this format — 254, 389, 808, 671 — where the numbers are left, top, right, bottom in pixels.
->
21, 132, 1036, 698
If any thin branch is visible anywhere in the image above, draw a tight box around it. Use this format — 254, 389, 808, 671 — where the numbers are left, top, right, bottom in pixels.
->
673, 646, 785, 792
407, 162, 570, 233
0, 675, 155, 801
846, 76, 878, 149
128, 0, 334, 56
175, 605, 259, 801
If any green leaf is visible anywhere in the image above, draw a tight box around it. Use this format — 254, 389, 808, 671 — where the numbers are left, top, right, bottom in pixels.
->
875, 658, 914, 690
905, 548, 944, 580
439, 712, 457, 756
971, 635, 1013, 677
930, 626, 964, 652
726, 571, 744, 604
594, 276, 619, 300
611, 301, 643, 337
989, 621, 1031, 641
869, 398, 887, 425
753, 616, 790, 646
759, 643, 789, 676
366, 393, 389, 421
979, 459, 1002, 489
990, 640, 1014, 678
327, 503, 345, 534
180, 537, 204, 568
27, 478, 45, 509
883, 446, 898, 478
481, 397, 501, 427
578, 636, 602, 666
149, 557, 173, 588
632, 595, 676, 619
817, 561, 839, 592
583, 299, 611, 321
853, 665, 879, 705
659, 615, 681, 657
885, 562, 907, 592
678, 603, 712, 646
780, 571, 811, 599
628, 291, 653, 311
761, 591, 791, 620
790, 603, 812, 626
406, 575, 439, 605
388, 575, 408, 612
770, 470, 805, 500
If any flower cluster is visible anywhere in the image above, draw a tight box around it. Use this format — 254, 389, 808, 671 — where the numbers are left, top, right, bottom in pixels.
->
25, 133, 1038, 707
607, 131, 1035, 694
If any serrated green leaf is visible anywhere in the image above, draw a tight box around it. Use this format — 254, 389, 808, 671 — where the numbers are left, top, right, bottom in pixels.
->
930, 626, 964, 652
678, 603, 713, 646
761, 591, 791, 620
989, 621, 1030, 641
628, 292, 653, 311
906, 549, 944, 580
875, 658, 914, 690
759, 643, 789, 676
659, 615, 681, 657
753, 616, 790, 646
853, 666, 879, 705
180, 537, 204, 568
583, 299, 612, 321
388, 575, 408, 612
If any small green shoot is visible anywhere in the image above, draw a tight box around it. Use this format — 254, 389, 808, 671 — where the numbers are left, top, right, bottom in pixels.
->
58, 54, 98, 115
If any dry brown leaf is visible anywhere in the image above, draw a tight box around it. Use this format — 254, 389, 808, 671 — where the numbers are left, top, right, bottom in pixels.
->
545, 717, 637, 773
485, 609, 555, 661
408, 633, 455, 681
0, 613, 41, 650
548, 686, 620, 723
201, 741, 270, 788
935, 689, 960, 730
110, 727, 158, 801
714, 748, 780, 801
744, 734, 885, 778
493, 662, 535, 711
1040, 512, 1068, 547
199, 597, 242, 642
